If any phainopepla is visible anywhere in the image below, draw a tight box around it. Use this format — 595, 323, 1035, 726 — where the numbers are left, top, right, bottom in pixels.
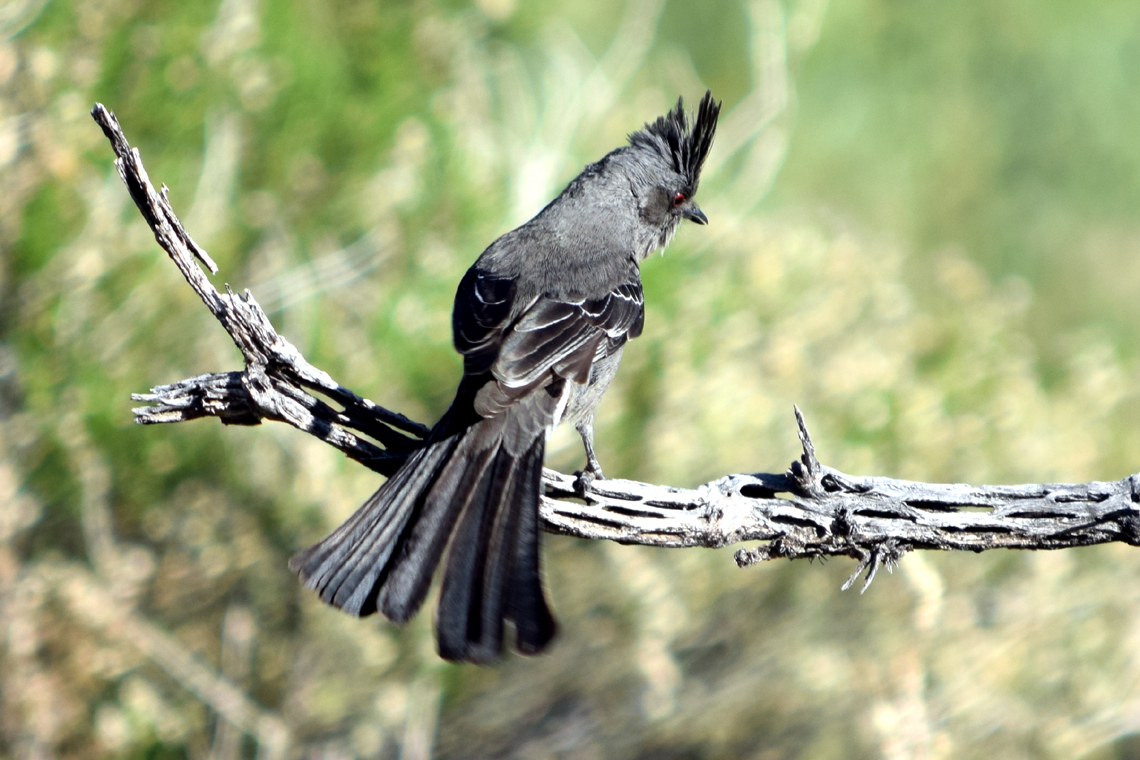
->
291, 92, 721, 662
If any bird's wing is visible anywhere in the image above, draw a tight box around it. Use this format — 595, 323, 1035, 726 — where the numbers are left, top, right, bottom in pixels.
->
451, 267, 644, 417
452, 268, 518, 377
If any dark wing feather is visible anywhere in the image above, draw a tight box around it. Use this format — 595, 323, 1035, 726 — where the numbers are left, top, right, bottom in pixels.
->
494, 283, 644, 389
452, 268, 519, 376
581, 281, 644, 342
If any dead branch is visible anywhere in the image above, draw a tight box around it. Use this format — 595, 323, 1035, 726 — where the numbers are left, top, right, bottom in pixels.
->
92, 103, 1140, 592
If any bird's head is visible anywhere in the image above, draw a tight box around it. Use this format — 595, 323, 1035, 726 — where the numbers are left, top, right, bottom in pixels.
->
622, 91, 721, 255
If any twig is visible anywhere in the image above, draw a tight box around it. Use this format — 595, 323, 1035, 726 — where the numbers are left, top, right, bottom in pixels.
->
92, 103, 1140, 593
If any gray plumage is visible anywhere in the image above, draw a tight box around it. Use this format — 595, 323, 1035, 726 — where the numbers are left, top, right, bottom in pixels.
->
290, 92, 722, 662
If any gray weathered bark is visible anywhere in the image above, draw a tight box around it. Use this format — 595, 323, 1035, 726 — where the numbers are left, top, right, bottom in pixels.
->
92, 103, 1140, 592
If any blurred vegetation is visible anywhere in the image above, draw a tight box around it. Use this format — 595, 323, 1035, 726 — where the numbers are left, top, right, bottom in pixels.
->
3, 0, 1140, 758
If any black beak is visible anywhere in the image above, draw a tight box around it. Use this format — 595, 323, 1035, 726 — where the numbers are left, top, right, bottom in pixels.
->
682, 204, 708, 225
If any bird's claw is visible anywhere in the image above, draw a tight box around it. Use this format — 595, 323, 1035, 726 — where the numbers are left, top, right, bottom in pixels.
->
573, 466, 604, 498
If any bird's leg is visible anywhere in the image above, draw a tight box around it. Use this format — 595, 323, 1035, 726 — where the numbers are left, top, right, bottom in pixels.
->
573, 420, 605, 495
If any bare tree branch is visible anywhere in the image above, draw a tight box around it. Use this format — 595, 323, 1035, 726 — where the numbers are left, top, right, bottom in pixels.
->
91, 104, 426, 479
92, 103, 1140, 591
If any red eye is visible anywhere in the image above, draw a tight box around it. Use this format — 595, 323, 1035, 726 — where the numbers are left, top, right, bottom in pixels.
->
672, 192, 686, 207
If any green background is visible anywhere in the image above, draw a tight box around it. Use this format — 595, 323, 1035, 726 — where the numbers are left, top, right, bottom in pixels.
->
3, 0, 1140, 757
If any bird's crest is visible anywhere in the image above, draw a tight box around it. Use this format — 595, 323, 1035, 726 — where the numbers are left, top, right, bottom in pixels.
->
628, 90, 722, 190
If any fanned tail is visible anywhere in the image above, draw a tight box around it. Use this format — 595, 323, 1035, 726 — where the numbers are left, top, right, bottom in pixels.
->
289, 416, 556, 662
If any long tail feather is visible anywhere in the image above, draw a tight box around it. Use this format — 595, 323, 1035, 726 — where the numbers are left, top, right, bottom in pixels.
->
506, 438, 557, 654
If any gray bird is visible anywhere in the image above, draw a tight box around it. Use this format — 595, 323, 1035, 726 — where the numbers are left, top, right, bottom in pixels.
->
291, 92, 721, 662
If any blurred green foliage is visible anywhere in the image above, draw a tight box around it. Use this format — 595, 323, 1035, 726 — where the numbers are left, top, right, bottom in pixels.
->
3, 0, 1140, 758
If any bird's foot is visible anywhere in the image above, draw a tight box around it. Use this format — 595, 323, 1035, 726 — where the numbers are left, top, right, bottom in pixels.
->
573, 465, 604, 498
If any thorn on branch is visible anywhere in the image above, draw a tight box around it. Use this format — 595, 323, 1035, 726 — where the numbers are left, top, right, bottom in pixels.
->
841, 540, 907, 594
789, 405, 825, 498
841, 548, 870, 592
